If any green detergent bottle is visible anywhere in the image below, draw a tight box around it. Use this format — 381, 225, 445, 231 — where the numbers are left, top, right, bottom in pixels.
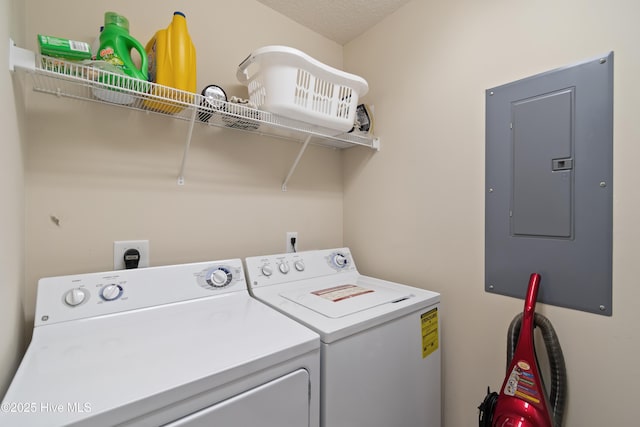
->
97, 12, 148, 81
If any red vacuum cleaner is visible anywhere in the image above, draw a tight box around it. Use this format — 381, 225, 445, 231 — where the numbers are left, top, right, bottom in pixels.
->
478, 273, 567, 427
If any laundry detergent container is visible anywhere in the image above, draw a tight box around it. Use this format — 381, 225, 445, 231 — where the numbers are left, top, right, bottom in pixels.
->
237, 46, 368, 132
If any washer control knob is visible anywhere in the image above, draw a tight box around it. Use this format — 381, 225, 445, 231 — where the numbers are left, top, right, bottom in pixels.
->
279, 262, 290, 274
333, 254, 348, 268
64, 288, 87, 307
206, 268, 231, 288
294, 260, 305, 272
101, 284, 123, 301
261, 264, 273, 277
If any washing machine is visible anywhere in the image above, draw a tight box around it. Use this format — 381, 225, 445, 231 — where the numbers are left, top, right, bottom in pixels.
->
245, 248, 441, 427
1, 259, 320, 426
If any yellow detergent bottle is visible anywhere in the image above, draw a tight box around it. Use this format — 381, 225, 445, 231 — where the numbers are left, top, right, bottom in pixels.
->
144, 11, 197, 114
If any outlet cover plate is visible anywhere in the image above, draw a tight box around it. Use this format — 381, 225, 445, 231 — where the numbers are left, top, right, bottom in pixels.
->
114, 240, 149, 270
286, 232, 298, 253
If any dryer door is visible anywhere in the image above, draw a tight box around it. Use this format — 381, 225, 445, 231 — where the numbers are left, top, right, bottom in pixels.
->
166, 369, 310, 426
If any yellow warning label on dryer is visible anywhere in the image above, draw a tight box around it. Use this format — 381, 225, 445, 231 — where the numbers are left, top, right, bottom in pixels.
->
421, 308, 439, 358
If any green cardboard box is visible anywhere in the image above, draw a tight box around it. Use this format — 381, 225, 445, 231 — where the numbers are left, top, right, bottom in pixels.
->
38, 34, 91, 61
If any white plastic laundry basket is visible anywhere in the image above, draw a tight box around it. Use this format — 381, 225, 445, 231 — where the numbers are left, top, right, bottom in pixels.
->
237, 46, 369, 132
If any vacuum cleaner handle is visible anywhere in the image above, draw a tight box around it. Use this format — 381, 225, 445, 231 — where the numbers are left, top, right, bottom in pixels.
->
524, 273, 541, 317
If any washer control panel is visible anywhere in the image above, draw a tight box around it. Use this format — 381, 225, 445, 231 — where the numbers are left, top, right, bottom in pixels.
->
35, 259, 245, 326
245, 248, 357, 289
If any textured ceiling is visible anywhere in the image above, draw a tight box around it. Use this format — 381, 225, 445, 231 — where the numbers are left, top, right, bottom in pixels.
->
256, 0, 412, 45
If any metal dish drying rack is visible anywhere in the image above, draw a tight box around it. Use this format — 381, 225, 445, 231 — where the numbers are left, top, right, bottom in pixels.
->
9, 40, 379, 190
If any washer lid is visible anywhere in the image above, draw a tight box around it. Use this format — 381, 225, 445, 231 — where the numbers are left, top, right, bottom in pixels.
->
280, 282, 409, 318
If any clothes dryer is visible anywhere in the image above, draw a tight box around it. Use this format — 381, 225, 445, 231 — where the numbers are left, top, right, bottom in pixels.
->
1, 259, 320, 426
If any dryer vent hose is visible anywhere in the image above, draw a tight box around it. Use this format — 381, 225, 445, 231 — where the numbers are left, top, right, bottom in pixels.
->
507, 312, 567, 427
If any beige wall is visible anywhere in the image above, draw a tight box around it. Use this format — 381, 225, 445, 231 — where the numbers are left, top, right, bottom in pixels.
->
344, 0, 640, 425
0, 0, 26, 395
10, 0, 640, 425
21, 0, 347, 325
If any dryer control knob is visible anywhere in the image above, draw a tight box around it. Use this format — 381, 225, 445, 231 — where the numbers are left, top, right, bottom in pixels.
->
101, 284, 123, 301
261, 264, 273, 276
333, 254, 348, 268
64, 288, 87, 307
207, 268, 231, 287
294, 260, 305, 272
279, 262, 290, 274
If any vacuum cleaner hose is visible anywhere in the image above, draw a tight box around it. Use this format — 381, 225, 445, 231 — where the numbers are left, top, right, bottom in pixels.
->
507, 312, 567, 427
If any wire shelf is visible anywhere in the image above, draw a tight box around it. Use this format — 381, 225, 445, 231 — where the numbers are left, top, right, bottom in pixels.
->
10, 42, 379, 188
29, 55, 379, 150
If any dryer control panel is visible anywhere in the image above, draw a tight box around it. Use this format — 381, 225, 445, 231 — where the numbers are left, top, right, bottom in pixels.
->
245, 248, 358, 289
35, 259, 246, 326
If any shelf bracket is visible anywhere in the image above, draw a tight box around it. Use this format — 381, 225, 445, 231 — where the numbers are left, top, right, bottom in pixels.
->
177, 106, 198, 185
9, 38, 35, 72
282, 134, 312, 191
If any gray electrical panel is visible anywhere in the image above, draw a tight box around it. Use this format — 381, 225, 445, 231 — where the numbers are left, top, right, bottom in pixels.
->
485, 52, 613, 316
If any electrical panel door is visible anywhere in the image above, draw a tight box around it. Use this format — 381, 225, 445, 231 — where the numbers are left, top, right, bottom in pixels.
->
485, 52, 613, 316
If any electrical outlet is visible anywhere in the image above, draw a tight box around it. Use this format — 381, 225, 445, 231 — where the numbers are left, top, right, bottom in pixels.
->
114, 240, 149, 270
286, 232, 298, 253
